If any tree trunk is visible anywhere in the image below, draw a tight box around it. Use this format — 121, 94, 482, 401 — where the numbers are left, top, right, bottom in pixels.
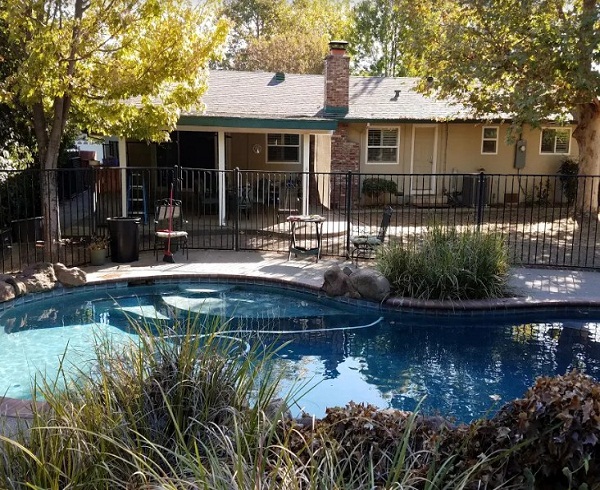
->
34, 97, 67, 263
573, 99, 600, 216
40, 167, 61, 262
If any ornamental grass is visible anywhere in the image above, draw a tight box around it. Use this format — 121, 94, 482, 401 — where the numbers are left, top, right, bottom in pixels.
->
377, 225, 511, 300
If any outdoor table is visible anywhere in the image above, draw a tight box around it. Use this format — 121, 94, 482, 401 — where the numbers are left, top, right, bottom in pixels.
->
286, 215, 326, 262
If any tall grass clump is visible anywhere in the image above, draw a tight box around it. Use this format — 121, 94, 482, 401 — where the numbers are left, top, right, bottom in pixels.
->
0, 315, 295, 489
377, 225, 510, 300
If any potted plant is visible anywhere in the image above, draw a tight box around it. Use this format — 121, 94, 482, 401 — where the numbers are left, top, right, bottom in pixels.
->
88, 235, 108, 266
361, 178, 399, 206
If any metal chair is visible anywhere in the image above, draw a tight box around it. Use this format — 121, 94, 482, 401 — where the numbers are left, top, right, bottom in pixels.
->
351, 206, 394, 263
154, 199, 188, 260
227, 184, 253, 220
277, 180, 300, 222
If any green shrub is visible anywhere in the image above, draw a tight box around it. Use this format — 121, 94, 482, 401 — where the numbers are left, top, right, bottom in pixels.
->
361, 177, 398, 196
377, 225, 510, 300
558, 158, 579, 205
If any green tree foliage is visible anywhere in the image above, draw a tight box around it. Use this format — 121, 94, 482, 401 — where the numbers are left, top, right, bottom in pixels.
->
0, 0, 227, 248
348, 0, 414, 77
0, 12, 35, 170
404, 0, 600, 211
223, 0, 350, 74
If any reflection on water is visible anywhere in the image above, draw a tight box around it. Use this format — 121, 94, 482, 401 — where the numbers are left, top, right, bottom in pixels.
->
1, 283, 600, 422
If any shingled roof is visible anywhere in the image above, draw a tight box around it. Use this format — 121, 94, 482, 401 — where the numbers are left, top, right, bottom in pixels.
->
191, 70, 325, 120
189, 70, 476, 122
346, 76, 474, 121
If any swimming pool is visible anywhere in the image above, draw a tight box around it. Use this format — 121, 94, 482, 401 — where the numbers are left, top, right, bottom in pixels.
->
1, 280, 600, 423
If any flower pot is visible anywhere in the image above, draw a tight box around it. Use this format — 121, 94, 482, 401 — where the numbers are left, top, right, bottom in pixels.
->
90, 248, 107, 266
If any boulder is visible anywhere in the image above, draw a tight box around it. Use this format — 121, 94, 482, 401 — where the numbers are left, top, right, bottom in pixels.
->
321, 265, 360, 298
0, 280, 15, 302
348, 268, 391, 302
53, 263, 87, 287
264, 397, 292, 423
0, 274, 26, 297
19, 262, 57, 294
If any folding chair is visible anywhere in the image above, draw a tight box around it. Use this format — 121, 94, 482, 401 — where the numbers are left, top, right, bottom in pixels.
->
154, 199, 189, 260
351, 206, 393, 263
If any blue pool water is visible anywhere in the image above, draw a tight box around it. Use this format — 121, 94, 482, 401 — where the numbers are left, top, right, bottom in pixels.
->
1, 282, 600, 423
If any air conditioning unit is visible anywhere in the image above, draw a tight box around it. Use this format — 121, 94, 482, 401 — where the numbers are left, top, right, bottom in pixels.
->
461, 174, 490, 207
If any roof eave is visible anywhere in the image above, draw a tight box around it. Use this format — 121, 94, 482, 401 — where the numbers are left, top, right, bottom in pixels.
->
178, 115, 337, 132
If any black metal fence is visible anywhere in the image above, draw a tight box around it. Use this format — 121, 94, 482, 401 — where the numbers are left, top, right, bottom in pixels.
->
1, 166, 599, 272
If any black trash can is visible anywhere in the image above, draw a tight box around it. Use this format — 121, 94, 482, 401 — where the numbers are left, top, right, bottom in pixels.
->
107, 217, 141, 262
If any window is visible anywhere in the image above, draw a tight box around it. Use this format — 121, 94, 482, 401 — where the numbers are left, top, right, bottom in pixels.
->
267, 133, 300, 163
540, 128, 571, 154
481, 127, 498, 154
367, 128, 398, 164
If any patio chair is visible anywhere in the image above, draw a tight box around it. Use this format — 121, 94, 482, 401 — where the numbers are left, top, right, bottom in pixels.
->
277, 180, 300, 221
154, 198, 189, 260
227, 184, 253, 219
350, 206, 394, 263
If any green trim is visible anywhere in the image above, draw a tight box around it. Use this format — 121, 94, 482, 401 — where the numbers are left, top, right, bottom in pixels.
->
178, 115, 337, 131
324, 106, 349, 116
341, 117, 484, 124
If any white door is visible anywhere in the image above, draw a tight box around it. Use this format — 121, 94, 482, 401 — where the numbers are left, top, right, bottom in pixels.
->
410, 126, 437, 194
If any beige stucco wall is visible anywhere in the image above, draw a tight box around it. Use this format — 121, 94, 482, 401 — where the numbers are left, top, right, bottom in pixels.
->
228, 133, 265, 170
227, 133, 306, 173
351, 122, 578, 176
445, 123, 578, 175
349, 121, 578, 204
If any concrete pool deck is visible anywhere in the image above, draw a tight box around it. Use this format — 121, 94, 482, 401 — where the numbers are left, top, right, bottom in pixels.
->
2, 250, 600, 433
84, 249, 600, 307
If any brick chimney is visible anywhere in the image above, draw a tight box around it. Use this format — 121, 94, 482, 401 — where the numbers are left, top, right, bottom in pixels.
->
324, 40, 349, 116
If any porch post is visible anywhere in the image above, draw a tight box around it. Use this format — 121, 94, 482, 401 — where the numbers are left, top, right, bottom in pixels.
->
217, 130, 226, 226
118, 137, 128, 217
302, 134, 310, 215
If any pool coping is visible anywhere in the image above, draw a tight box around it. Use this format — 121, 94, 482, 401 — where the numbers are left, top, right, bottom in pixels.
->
3, 270, 600, 316
2, 268, 600, 420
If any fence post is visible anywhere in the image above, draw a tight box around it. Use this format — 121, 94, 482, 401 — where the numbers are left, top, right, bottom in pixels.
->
174, 165, 182, 201
476, 171, 486, 230
345, 171, 353, 257
233, 167, 240, 251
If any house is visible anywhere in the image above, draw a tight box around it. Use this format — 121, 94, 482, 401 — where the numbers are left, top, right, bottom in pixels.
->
112, 41, 577, 221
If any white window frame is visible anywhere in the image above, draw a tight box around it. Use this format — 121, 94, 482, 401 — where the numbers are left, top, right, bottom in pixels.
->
539, 127, 571, 155
266, 133, 301, 165
481, 126, 498, 155
366, 127, 400, 165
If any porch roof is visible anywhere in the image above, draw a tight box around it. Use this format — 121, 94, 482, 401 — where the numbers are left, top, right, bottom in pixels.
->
178, 115, 337, 132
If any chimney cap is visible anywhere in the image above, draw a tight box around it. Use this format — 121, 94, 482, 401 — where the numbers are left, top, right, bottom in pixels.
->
328, 40, 349, 53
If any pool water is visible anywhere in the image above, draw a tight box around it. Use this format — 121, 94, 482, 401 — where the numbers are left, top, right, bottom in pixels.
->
1, 282, 600, 423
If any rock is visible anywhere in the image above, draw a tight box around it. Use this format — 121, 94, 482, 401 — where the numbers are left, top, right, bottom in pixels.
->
53, 263, 87, 287
264, 397, 292, 422
19, 262, 57, 294
342, 265, 354, 276
0, 281, 15, 302
348, 268, 391, 302
0, 274, 26, 297
321, 265, 360, 298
